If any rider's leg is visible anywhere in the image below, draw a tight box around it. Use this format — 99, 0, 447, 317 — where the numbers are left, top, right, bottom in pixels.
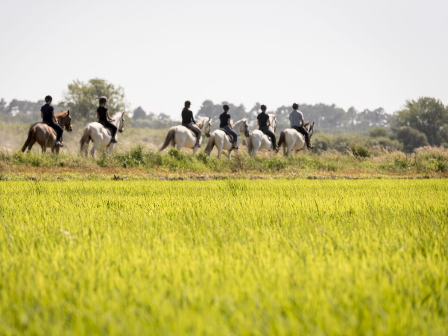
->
294, 126, 313, 148
265, 129, 277, 151
223, 126, 238, 147
191, 124, 202, 146
105, 121, 118, 143
48, 121, 63, 146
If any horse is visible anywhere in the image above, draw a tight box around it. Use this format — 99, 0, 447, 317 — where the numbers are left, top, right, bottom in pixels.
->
246, 114, 278, 157
204, 118, 249, 159
277, 122, 315, 156
159, 118, 211, 155
79, 112, 125, 157
21, 111, 73, 154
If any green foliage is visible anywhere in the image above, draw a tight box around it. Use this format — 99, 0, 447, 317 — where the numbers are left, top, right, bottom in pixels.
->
348, 143, 371, 159
62, 78, 128, 121
369, 126, 389, 138
0, 180, 447, 335
393, 97, 448, 146
397, 126, 429, 152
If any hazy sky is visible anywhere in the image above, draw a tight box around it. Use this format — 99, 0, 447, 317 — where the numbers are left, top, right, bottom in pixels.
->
0, 0, 447, 118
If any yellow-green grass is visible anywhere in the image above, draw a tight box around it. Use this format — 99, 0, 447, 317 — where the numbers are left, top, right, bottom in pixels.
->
0, 180, 447, 336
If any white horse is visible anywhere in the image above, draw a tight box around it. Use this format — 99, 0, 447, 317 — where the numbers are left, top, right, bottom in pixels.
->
205, 118, 249, 159
159, 118, 211, 155
278, 122, 315, 156
79, 112, 125, 157
246, 114, 278, 157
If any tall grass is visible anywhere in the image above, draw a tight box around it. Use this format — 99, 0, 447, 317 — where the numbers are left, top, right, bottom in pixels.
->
1, 146, 448, 176
0, 180, 447, 335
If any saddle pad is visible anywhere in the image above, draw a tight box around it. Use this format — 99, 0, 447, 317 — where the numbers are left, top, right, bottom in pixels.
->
219, 128, 233, 141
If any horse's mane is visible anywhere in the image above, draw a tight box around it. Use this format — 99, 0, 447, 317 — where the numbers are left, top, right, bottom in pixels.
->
55, 111, 68, 119
197, 117, 209, 128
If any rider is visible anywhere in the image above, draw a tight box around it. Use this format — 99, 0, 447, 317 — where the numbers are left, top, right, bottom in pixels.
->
285, 103, 314, 149
41, 95, 63, 147
257, 105, 278, 151
97, 96, 117, 143
181, 100, 201, 148
219, 105, 238, 149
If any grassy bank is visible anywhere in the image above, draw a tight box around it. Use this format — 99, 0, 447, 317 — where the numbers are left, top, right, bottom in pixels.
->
0, 145, 447, 180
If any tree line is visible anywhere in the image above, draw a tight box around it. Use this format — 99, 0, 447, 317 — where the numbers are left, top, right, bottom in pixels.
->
1, 78, 447, 151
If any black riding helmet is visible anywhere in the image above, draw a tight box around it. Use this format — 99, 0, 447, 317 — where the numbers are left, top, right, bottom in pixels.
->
45, 95, 52, 102
260, 105, 267, 111
223, 104, 230, 111
99, 96, 107, 104
293, 103, 299, 109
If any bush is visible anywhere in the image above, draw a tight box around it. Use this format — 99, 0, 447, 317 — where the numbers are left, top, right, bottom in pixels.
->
396, 126, 428, 153
369, 127, 389, 138
348, 143, 371, 159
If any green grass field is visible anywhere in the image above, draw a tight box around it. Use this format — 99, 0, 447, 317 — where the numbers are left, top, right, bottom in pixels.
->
0, 180, 447, 335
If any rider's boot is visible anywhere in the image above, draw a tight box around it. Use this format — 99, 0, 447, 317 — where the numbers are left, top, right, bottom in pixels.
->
195, 142, 201, 148
305, 136, 314, 149
56, 141, 63, 147
111, 138, 117, 143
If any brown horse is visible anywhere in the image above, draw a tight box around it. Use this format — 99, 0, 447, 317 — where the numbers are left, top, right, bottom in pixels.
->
21, 111, 73, 154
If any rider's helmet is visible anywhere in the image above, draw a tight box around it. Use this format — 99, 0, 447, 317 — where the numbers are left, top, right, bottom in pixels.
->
45, 95, 52, 103
223, 104, 229, 111
260, 105, 267, 111
293, 103, 299, 109
184, 100, 191, 107
99, 96, 107, 104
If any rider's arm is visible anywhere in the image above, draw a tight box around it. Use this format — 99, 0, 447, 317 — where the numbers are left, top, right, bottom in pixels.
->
106, 110, 115, 122
228, 116, 233, 128
52, 110, 56, 122
301, 118, 304, 126
191, 111, 196, 124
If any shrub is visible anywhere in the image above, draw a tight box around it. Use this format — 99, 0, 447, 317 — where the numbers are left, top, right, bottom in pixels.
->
348, 143, 371, 159
369, 127, 389, 138
396, 126, 428, 153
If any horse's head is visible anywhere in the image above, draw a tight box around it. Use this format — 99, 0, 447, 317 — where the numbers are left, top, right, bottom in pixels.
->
243, 119, 250, 137
57, 111, 73, 132
305, 121, 315, 138
201, 117, 211, 137
269, 114, 277, 132
118, 113, 125, 133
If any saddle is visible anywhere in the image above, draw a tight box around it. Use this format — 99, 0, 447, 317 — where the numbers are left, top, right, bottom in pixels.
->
219, 128, 234, 142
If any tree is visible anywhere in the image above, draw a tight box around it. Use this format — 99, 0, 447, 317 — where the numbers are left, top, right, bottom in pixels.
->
0, 98, 7, 116
133, 106, 147, 120
62, 78, 128, 120
369, 126, 389, 138
393, 97, 448, 146
396, 126, 428, 152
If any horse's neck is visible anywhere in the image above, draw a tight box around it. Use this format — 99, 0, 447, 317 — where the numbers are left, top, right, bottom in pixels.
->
198, 119, 207, 130
232, 119, 245, 133
111, 113, 122, 127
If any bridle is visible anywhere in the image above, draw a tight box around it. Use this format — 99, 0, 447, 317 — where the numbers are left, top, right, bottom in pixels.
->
197, 118, 211, 137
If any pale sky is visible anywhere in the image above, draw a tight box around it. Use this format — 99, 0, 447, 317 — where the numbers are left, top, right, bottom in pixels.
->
0, 0, 447, 118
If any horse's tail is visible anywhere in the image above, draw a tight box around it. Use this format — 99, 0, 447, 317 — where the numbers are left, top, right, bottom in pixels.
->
246, 133, 253, 156
159, 128, 175, 151
22, 126, 36, 152
204, 133, 215, 155
80, 125, 91, 153
279, 131, 286, 148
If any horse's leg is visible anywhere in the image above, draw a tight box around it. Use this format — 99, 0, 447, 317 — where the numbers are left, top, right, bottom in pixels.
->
108, 144, 115, 154
27, 138, 36, 152
91, 142, 100, 158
